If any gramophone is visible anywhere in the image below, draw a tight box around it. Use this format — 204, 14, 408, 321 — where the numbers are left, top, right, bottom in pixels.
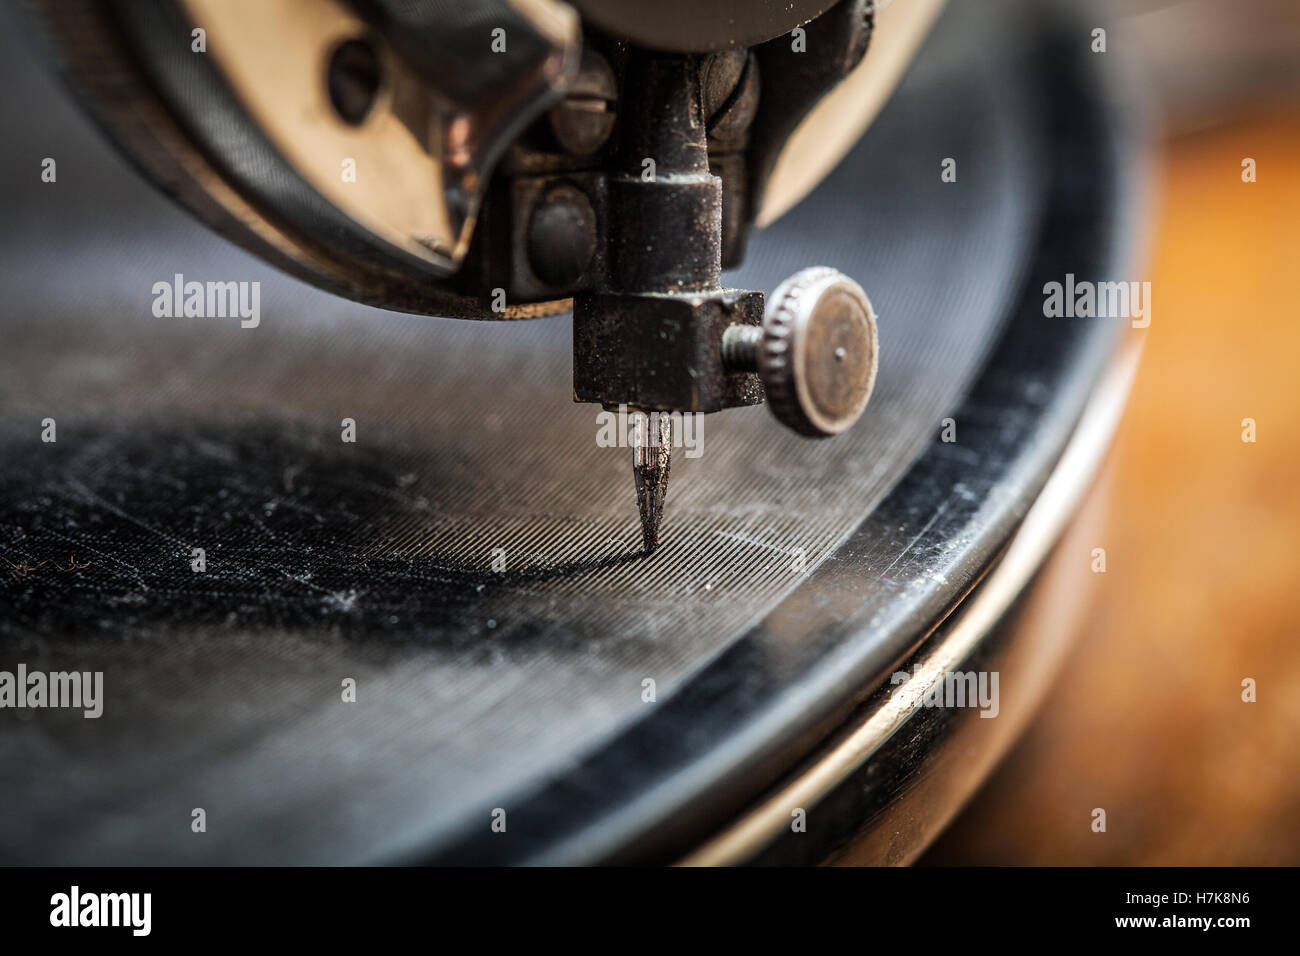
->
0, 0, 1143, 865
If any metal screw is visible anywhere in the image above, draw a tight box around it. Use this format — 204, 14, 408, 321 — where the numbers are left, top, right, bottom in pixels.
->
702, 51, 760, 147
721, 323, 763, 370
547, 50, 617, 156
723, 267, 879, 437
526, 185, 598, 288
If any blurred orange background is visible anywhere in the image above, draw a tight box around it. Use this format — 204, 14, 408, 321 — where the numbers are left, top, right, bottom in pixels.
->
925, 108, 1300, 865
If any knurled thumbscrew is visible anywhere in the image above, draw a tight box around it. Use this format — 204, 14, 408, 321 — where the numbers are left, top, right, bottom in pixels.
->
722, 266, 880, 437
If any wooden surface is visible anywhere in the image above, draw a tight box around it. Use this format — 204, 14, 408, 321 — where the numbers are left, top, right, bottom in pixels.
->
923, 111, 1300, 865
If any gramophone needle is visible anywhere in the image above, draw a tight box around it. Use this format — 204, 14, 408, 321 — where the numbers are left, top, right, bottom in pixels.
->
632, 410, 672, 554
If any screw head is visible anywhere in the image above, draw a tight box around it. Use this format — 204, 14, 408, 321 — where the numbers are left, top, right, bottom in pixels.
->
526, 185, 598, 288
760, 267, 879, 437
547, 50, 617, 157
702, 51, 759, 147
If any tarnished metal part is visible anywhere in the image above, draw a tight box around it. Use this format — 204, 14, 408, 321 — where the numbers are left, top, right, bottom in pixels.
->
703, 50, 760, 267
570, 46, 770, 547
721, 268, 879, 436
750, 267, 880, 437
606, 51, 718, 292
566, 39, 887, 544
574, 291, 764, 412
572, 49, 765, 414
546, 48, 619, 157
632, 412, 673, 553
526, 184, 599, 288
